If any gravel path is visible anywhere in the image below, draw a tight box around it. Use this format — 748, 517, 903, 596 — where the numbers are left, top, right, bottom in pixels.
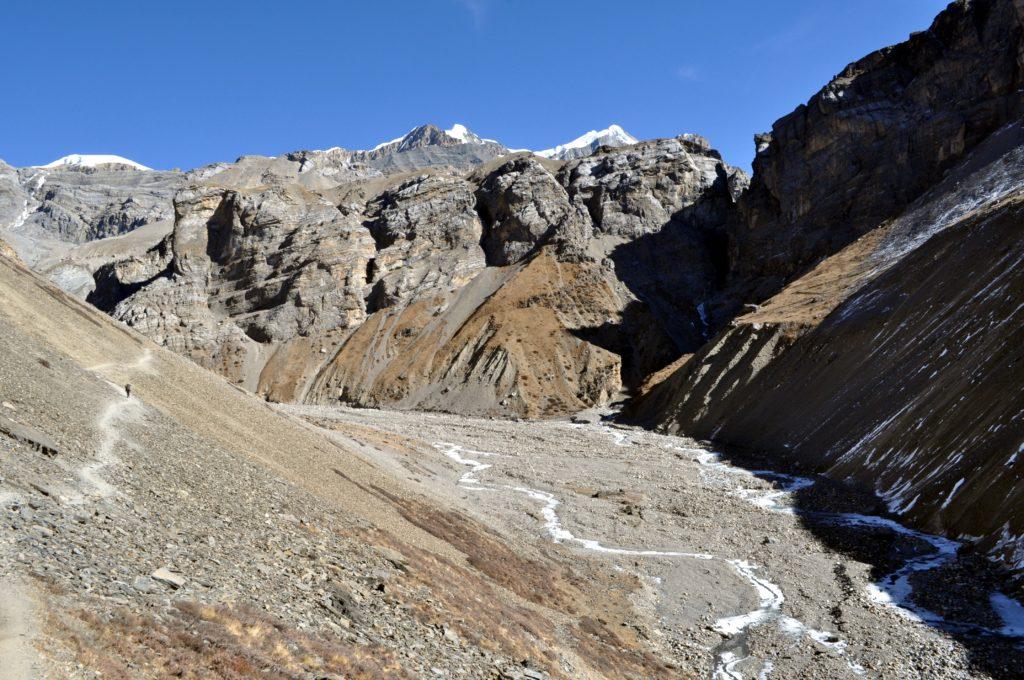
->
0, 578, 44, 679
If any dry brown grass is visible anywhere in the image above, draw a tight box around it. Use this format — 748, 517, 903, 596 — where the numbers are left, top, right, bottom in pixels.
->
365, 527, 565, 671
52, 601, 409, 679
363, 491, 686, 679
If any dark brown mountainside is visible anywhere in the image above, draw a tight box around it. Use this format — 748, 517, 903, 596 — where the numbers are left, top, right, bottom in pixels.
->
628, 50, 1024, 573
631, 191, 1024, 570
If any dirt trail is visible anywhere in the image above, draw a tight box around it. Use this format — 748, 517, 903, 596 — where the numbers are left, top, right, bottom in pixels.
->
75, 349, 151, 501
0, 579, 44, 680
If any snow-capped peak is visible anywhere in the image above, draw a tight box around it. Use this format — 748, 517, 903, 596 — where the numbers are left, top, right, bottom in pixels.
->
40, 154, 151, 171
445, 123, 475, 143
444, 123, 498, 145
372, 132, 409, 151
536, 125, 639, 160
368, 123, 501, 153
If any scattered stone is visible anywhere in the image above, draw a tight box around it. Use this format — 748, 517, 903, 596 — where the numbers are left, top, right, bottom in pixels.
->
151, 567, 186, 589
29, 482, 56, 497
132, 576, 156, 593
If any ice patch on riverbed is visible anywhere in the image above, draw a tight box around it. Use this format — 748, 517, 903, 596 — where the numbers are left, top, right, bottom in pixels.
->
990, 592, 1024, 636
434, 438, 858, 679
664, 439, 1024, 647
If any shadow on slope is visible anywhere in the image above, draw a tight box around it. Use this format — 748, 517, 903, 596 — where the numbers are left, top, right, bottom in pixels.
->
751, 449, 1024, 680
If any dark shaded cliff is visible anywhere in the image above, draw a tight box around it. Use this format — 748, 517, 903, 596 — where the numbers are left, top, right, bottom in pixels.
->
635, 187, 1024, 562
718, 0, 1024, 314
628, 0, 1024, 571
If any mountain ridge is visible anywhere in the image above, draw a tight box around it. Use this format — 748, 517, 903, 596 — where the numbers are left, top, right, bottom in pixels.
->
21, 122, 645, 173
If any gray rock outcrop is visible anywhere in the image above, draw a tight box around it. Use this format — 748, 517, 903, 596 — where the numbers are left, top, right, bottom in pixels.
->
18, 165, 182, 246
362, 173, 486, 312
0, 161, 183, 297
90, 133, 740, 415
561, 135, 747, 350
475, 156, 591, 266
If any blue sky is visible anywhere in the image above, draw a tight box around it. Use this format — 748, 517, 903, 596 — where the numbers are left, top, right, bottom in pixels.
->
1, 0, 949, 170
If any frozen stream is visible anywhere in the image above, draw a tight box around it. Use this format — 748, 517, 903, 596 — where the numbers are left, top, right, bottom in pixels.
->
433, 422, 1024, 679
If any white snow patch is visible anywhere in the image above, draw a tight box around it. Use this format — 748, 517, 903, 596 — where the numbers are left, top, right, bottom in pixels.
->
940, 478, 965, 509
991, 592, 1024, 636
40, 154, 151, 171
536, 124, 638, 158
1007, 443, 1023, 466
372, 133, 408, 151
444, 123, 497, 145
445, 123, 473, 143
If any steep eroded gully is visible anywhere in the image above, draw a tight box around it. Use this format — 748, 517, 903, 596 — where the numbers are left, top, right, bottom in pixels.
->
284, 404, 1024, 679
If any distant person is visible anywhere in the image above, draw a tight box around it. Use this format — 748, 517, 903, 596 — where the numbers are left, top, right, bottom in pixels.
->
125, 383, 132, 399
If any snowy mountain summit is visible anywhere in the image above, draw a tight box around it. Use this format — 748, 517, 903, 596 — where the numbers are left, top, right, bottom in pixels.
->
536, 125, 639, 160
365, 122, 639, 162
352, 124, 511, 172
370, 123, 502, 154
40, 154, 152, 171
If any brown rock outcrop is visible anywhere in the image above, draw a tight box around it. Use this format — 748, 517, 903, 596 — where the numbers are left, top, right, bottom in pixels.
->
0, 238, 22, 265
304, 251, 629, 417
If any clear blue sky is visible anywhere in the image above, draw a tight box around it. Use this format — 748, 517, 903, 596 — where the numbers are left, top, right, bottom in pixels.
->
1, 0, 949, 171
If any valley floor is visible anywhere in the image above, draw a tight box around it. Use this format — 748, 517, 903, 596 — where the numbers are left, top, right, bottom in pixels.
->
2, 329, 1022, 680
285, 404, 1024, 679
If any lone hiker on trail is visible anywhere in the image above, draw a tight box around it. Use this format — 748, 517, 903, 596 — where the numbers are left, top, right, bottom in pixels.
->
125, 383, 132, 398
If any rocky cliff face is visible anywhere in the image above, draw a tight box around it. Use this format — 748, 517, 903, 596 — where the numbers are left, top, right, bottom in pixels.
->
475, 156, 592, 266
561, 135, 747, 351
0, 161, 27, 231
721, 0, 1024, 311
628, 0, 1024, 571
91, 135, 742, 417
0, 160, 184, 298
13, 165, 182, 248
94, 184, 376, 384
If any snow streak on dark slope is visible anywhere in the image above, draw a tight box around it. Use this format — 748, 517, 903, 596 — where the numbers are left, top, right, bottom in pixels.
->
437, 421, 1024, 680
633, 121, 1024, 572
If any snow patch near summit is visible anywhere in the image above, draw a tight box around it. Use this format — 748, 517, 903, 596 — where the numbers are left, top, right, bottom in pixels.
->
40, 154, 151, 171
536, 124, 639, 159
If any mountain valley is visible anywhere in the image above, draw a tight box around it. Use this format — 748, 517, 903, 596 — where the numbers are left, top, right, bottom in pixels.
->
3, 1, 1024, 677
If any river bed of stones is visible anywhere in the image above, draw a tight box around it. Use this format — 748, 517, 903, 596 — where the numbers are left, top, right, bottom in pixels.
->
287, 404, 1024, 680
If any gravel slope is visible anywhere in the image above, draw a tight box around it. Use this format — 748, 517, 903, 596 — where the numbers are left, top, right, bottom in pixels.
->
0, 253, 698, 678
